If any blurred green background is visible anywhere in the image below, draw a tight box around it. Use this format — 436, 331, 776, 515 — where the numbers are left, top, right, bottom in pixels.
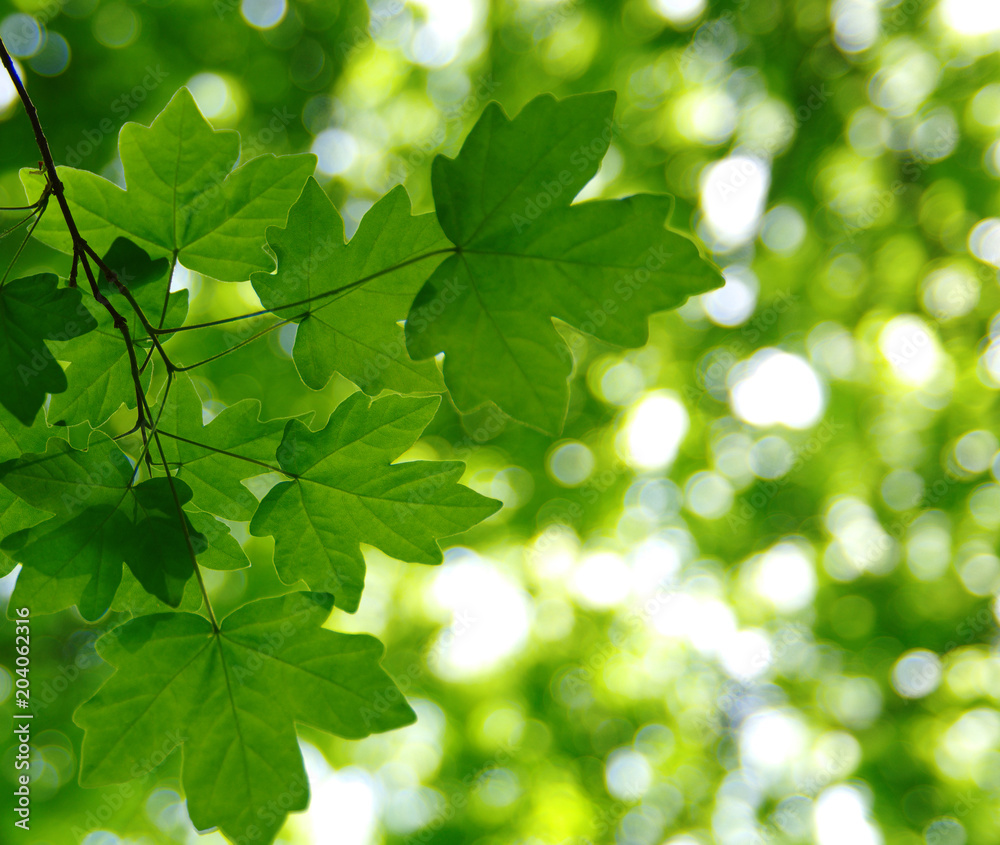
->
3, 0, 1000, 843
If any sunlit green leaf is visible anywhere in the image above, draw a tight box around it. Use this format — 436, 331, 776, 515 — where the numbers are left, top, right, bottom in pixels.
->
22, 89, 316, 281
252, 177, 448, 394
249, 392, 500, 612
405, 93, 723, 433
75, 591, 414, 843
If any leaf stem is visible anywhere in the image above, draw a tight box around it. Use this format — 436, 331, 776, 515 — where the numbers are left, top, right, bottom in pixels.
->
173, 318, 290, 372
156, 429, 294, 476
0, 207, 40, 241
0, 206, 43, 286
139, 388, 220, 631
82, 243, 177, 372
154, 247, 457, 335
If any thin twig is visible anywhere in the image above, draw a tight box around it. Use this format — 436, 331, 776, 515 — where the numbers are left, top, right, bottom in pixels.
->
0, 207, 40, 240
139, 390, 220, 631
0, 207, 43, 286
0, 36, 151, 442
82, 243, 177, 372
0, 35, 220, 629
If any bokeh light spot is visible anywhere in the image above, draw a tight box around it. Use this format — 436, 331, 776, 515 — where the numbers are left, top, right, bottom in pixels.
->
729, 350, 825, 429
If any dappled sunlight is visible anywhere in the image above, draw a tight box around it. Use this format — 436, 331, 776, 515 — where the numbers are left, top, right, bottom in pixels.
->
940, 0, 1000, 36
729, 350, 826, 430
618, 390, 690, 470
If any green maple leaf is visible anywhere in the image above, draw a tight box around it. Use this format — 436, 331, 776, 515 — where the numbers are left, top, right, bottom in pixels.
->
404, 92, 723, 433
111, 565, 205, 616
0, 75, 733, 844
154, 373, 308, 521
0, 274, 96, 425
249, 392, 500, 612
251, 177, 449, 394
0, 434, 211, 617
186, 508, 251, 571
22, 88, 316, 281
75, 591, 414, 843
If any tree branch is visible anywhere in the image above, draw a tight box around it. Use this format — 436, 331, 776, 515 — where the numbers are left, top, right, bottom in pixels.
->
0, 36, 152, 445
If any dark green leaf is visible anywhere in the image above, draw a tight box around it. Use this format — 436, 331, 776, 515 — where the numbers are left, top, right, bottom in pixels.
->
0, 435, 202, 617
0, 274, 96, 425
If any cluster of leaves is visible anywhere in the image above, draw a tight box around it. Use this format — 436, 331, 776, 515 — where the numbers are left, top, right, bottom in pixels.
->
0, 75, 720, 842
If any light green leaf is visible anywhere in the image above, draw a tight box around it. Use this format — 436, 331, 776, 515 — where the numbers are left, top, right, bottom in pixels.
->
249, 392, 500, 612
187, 509, 250, 571
75, 591, 414, 844
0, 404, 68, 572
405, 93, 723, 433
22, 89, 316, 281
0, 274, 96, 425
431, 92, 615, 246
251, 178, 449, 394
